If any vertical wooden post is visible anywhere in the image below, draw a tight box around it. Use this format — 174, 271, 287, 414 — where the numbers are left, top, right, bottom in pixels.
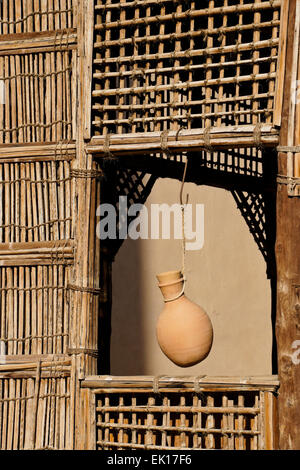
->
263, 392, 278, 450
276, 0, 300, 450
77, 388, 96, 450
72, 0, 100, 449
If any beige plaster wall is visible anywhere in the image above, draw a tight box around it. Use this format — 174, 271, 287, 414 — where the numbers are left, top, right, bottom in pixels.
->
111, 178, 272, 376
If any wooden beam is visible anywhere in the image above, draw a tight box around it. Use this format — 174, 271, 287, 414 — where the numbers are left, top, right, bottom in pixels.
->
0, 240, 74, 265
87, 125, 279, 156
263, 391, 279, 450
83, 2, 95, 140
0, 30, 77, 55
81, 375, 280, 392
73, 0, 101, 450
0, 142, 76, 161
77, 388, 96, 449
275, 0, 300, 450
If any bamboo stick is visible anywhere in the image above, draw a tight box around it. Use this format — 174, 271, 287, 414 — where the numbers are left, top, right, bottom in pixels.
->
51, 53, 57, 142
95, 404, 260, 415
27, 0, 34, 34
57, 50, 63, 142
95, 0, 280, 12
34, 0, 40, 32
83, 0, 94, 140
46, 266, 53, 354
4, 56, 9, 144
0, 361, 69, 373
96, 420, 260, 436
95, 1, 281, 30
7, 267, 13, 355
93, 38, 280, 66
1, 379, 8, 449
31, 269, 37, 355
19, 378, 26, 449
29, 361, 41, 449
14, 267, 20, 355
92, 72, 277, 97
94, 20, 280, 50
7, 377, 15, 449
273, 0, 289, 126
10, 56, 17, 143
49, 0, 54, 31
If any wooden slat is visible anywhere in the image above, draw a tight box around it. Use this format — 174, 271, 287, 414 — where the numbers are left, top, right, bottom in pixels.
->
87, 125, 279, 155
0, 31, 77, 55
82, 375, 280, 390
82, 1, 94, 140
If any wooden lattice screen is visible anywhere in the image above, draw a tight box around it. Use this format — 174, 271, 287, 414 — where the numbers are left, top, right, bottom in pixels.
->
88, 0, 283, 155
81, 375, 279, 450
0, 1, 80, 450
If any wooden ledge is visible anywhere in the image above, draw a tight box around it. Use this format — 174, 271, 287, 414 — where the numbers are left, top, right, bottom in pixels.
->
82, 375, 280, 392
87, 125, 280, 156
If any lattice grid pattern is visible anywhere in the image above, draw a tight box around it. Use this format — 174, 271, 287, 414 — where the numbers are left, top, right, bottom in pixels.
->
232, 190, 267, 256
200, 147, 263, 177
92, 0, 281, 136
0, 0, 76, 34
0, 49, 75, 144
96, 389, 269, 450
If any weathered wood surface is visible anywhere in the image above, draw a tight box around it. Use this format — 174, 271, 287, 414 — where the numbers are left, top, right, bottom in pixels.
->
275, 0, 300, 450
87, 125, 279, 156
71, 0, 101, 449
0, 0, 78, 450
93, 381, 278, 450
82, 375, 280, 392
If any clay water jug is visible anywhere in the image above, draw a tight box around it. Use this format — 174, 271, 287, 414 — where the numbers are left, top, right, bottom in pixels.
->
156, 270, 213, 367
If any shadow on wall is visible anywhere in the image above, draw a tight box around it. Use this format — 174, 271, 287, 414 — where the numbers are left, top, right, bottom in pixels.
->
110, 237, 146, 375
110, 179, 273, 376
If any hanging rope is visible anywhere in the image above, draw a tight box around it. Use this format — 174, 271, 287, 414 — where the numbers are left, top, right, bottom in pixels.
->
179, 157, 189, 276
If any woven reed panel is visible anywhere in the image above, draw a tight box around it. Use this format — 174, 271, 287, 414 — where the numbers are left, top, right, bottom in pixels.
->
96, 388, 273, 450
0, 373, 71, 450
0, 49, 75, 144
0, 0, 76, 34
0, 159, 74, 243
0, 264, 72, 355
92, 0, 281, 136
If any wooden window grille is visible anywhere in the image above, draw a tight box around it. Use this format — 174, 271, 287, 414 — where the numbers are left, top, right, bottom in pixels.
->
81, 375, 279, 450
0, 0, 77, 35
91, 0, 282, 154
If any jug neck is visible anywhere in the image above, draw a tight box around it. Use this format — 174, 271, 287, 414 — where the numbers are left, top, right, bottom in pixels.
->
156, 270, 185, 303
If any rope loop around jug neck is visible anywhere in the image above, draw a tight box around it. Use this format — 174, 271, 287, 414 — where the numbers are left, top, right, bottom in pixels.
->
158, 277, 186, 303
